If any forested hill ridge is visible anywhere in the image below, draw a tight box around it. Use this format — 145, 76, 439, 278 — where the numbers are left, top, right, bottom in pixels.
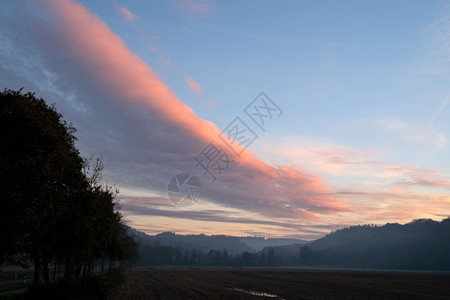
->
127, 228, 306, 254
128, 218, 450, 270
240, 236, 307, 251
285, 218, 450, 270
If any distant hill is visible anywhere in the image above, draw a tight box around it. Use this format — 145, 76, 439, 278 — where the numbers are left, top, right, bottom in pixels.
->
239, 236, 306, 251
270, 218, 450, 270
126, 218, 450, 270
127, 228, 305, 254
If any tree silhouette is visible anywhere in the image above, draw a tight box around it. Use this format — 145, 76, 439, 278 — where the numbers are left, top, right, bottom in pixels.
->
0, 89, 126, 283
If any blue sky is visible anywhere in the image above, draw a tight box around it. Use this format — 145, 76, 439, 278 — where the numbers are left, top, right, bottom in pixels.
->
1, 0, 450, 239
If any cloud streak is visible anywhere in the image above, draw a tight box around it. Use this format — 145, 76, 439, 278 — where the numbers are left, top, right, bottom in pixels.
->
3, 0, 448, 238
186, 77, 202, 98
0, 0, 348, 232
172, 0, 214, 19
116, 5, 138, 22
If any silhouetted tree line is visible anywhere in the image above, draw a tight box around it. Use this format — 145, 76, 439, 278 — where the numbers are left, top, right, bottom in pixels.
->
135, 244, 274, 267
130, 228, 300, 267
132, 218, 450, 270
298, 218, 450, 270
131, 231, 253, 255
0, 89, 136, 284
129, 230, 306, 254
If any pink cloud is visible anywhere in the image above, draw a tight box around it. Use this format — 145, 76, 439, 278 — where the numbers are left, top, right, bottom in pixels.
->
30, 0, 347, 221
406, 169, 450, 189
3, 1, 449, 237
186, 77, 202, 97
116, 5, 138, 22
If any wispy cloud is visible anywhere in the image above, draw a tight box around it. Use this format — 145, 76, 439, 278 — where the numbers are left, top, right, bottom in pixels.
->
376, 110, 448, 158
418, 96, 448, 161
1, 0, 347, 230
3, 0, 448, 238
377, 118, 406, 131
172, 0, 214, 19
417, 6, 450, 78
255, 135, 450, 210
186, 77, 202, 97
255, 137, 377, 177
404, 169, 450, 189
158, 56, 173, 68
119, 195, 344, 239
116, 5, 138, 22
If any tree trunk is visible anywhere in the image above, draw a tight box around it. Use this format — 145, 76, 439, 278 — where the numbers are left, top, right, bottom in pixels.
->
42, 254, 50, 283
74, 264, 82, 277
52, 260, 57, 282
33, 253, 40, 284
101, 255, 104, 274
64, 258, 70, 278
82, 263, 88, 276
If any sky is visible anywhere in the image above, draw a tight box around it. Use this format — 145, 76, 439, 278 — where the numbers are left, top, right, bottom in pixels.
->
1, 0, 450, 240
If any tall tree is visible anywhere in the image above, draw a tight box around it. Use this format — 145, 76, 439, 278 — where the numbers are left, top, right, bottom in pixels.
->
0, 89, 85, 282
0, 89, 126, 283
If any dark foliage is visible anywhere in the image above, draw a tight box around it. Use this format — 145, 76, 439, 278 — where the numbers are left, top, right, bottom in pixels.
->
10, 268, 125, 300
129, 229, 305, 255
130, 218, 450, 270
300, 218, 450, 270
0, 89, 134, 284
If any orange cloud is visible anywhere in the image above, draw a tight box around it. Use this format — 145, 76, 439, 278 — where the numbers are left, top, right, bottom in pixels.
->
116, 5, 138, 22
37, 0, 346, 220
186, 77, 202, 97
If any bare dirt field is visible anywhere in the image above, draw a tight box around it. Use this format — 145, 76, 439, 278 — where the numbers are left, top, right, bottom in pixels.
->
113, 267, 450, 300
